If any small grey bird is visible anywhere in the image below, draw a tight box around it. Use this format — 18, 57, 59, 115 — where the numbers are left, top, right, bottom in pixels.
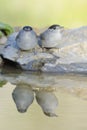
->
12, 85, 34, 113
35, 90, 58, 117
16, 26, 38, 51
39, 24, 64, 49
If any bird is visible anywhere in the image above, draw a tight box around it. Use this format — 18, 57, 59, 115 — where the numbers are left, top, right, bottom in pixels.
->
35, 90, 58, 117
16, 26, 38, 51
39, 24, 64, 49
12, 85, 34, 113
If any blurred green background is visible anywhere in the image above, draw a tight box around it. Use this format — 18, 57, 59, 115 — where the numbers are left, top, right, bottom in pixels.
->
0, 0, 87, 28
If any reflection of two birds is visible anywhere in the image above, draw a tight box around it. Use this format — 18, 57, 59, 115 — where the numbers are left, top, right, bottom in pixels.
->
12, 84, 58, 117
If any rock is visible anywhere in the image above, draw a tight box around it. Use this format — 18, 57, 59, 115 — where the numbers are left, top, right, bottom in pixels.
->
0, 36, 7, 45
0, 56, 3, 66
1, 26, 87, 73
0, 23, 14, 66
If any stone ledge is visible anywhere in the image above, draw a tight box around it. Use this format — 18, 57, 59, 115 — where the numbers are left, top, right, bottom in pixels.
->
1, 26, 87, 73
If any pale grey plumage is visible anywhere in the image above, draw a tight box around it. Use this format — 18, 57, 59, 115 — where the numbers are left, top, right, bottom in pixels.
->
16, 26, 38, 51
39, 24, 64, 49
35, 90, 58, 117
12, 85, 34, 113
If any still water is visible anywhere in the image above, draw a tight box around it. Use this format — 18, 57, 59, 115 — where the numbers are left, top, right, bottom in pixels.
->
0, 66, 87, 130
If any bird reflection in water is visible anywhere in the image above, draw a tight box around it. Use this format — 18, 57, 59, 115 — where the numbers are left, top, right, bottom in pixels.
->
35, 90, 58, 117
12, 84, 58, 117
12, 84, 34, 113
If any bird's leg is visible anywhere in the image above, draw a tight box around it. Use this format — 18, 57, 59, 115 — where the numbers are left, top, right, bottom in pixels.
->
48, 48, 60, 59
42, 47, 47, 53
32, 48, 37, 55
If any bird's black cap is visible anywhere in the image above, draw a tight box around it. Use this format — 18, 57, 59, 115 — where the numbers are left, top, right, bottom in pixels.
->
49, 24, 63, 30
23, 26, 32, 31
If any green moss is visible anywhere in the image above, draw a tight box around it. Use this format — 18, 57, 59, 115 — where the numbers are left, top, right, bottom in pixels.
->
0, 81, 7, 87
0, 22, 14, 37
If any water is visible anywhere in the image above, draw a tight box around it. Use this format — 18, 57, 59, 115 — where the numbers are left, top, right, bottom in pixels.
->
0, 66, 87, 130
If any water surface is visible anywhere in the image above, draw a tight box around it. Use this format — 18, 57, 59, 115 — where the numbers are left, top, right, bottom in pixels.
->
0, 66, 87, 130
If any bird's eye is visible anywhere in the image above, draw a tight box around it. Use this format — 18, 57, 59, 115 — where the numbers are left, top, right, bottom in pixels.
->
48, 24, 61, 30
23, 26, 32, 31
